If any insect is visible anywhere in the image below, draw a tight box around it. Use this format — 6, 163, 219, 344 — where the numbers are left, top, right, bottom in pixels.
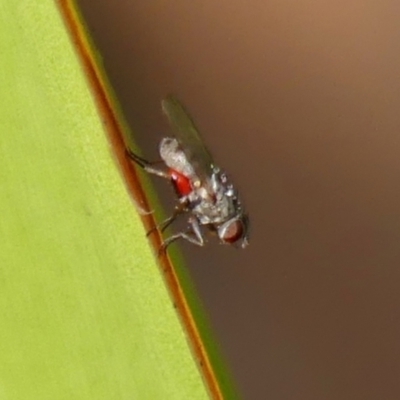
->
127, 95, 249, 253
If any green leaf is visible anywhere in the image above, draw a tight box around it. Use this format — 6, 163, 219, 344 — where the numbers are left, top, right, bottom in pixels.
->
0, 2, 212, 399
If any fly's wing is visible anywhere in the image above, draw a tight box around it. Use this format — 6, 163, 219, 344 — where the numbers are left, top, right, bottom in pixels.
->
162, 95, 214, 184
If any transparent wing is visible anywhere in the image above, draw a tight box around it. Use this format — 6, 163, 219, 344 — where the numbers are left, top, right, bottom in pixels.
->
162, 95, 214, 182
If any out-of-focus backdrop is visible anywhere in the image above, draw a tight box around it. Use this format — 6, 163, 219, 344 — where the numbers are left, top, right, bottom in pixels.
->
76, 1, 400, 398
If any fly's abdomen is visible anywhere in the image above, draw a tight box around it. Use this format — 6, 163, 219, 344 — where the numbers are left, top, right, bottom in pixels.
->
170, 169, 193, 197
159, 138, 196, 179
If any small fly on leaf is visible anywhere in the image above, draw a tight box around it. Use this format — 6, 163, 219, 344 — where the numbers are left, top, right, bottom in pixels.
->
127, 95, 249, 254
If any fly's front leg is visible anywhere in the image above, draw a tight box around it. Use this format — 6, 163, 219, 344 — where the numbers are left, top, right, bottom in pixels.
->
126, 148, 169, 179
147, 200, 189, 238
158, 217, 204, 255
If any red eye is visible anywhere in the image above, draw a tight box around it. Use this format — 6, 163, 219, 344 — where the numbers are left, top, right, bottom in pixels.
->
219, 220, 244, 244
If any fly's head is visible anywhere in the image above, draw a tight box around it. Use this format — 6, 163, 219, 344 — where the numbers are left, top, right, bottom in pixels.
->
217, 211, 249, 248
212, 168, 249, 248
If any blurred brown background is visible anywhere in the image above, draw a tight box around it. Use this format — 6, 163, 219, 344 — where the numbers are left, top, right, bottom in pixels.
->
76, 1, 400, 399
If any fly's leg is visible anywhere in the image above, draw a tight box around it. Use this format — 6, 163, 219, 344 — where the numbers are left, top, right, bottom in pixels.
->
126, 148, 169, 179
147, 201, 188, 237
158, 217, 204, 255
127, 148, 190, 240
125, 148, 166, 215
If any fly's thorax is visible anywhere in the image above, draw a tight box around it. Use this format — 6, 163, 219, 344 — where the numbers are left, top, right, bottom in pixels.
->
190, 169, 241, 225
159, 137, 196, 179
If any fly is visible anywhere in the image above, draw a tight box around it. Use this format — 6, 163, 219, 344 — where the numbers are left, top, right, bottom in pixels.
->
127, 95, 249, 253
